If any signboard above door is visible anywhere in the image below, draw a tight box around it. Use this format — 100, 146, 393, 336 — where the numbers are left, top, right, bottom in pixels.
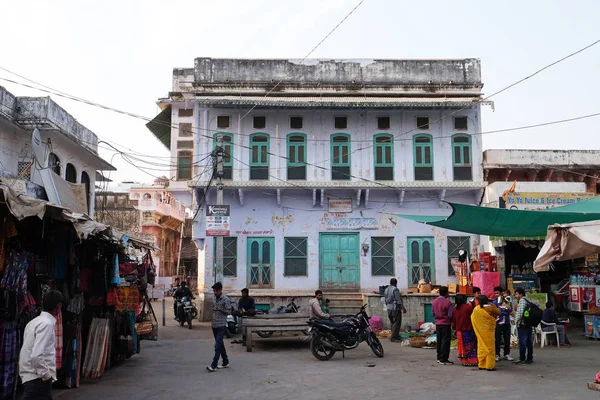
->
328, 199, 352, 213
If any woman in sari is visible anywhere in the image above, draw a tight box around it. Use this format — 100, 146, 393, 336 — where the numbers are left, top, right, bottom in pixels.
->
452, 294, 478, 367
471, 295, 501, 371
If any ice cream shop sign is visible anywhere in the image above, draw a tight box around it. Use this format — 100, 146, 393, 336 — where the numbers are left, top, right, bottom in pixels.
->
321, 213, 378, 230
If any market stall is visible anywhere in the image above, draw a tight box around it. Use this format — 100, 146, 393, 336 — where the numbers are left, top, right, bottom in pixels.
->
0, 180, 158, 398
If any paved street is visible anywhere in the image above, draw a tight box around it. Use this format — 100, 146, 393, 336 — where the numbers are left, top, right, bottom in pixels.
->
53, 299, 600, 400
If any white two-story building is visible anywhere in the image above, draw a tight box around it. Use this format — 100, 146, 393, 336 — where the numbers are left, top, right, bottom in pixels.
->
147, 58, 492, 297
0, 86, 115, 216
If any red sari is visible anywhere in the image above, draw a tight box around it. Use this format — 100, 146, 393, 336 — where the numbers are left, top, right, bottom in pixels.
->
452, 303, 478, 367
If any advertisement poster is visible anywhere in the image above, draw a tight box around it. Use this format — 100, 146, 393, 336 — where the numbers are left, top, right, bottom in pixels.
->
206, 205, 230, 236
505, 192, 594, 211
596, 288, 600, 307
571, 287, 579, 302
582, 287, 596, 305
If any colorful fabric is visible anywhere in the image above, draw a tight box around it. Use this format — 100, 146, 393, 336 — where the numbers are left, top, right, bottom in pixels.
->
55, 309, 63, 371
471, 305, 501, 370
456, 330, 478, 367
1, 251, 29, 293
116, 287, 140, 312
0, 322, 19, 400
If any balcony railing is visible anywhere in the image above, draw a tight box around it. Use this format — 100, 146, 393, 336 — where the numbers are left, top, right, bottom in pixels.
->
137, 198, 185, 221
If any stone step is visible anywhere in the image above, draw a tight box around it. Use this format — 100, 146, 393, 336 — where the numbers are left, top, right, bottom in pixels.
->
329, 306, 363, 316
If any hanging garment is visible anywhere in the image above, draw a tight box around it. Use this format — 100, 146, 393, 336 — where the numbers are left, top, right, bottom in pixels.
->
82, 318, 110, 380
0, 322, 19, 400
55, 309, 63, 371
1, 251, 30, 293
110, 254, 120, 286
67, 294, 85, 315
0, 216, 17, 275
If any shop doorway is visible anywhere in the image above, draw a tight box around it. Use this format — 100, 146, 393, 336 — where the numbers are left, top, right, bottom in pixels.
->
247, 237, 274, 289
319, 233, 360, 290
408, 237, 435, 285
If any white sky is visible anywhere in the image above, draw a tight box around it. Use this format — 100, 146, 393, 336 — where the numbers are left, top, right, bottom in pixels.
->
1, 0, 598, 184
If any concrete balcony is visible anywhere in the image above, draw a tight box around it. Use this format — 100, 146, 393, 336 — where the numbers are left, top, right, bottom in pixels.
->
137, 198, 185, 221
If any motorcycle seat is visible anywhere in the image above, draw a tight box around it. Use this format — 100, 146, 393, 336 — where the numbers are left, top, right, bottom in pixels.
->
315, 319, 352, 329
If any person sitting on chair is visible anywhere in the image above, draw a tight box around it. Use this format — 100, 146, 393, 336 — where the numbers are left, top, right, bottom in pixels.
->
236, 288, 256, 316
542, 302, 570, 347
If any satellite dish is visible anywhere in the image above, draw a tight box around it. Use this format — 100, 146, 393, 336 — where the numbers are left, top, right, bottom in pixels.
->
31, 128, 47, 168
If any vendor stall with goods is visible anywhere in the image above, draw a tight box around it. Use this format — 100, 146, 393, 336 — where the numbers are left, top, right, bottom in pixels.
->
0, 180, 158, 398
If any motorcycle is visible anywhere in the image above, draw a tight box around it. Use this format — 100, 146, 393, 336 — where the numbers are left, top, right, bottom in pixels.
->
306, 304, 384, 361
176, 296, 197, 329
256, 298, 306, 338
226, 305, 242, 337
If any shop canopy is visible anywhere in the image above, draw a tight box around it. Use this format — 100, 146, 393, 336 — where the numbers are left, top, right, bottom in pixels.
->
0, 180, 156, 249
534, 221, 600, 272
394, 198, 600, 240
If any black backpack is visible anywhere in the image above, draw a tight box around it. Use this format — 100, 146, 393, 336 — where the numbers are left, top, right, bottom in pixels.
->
523, 299, 543, 327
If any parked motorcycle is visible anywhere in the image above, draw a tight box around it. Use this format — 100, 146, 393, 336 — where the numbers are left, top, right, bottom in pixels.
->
306, 304, 384, 361
176, 296, 197, 329
256, 298, 305, 338
226, 305, 242, 337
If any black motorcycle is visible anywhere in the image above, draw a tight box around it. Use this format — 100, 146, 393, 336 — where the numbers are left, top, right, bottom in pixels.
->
175, 296, 197, 329
307, 304, 384, 361
256, 299, 305, 338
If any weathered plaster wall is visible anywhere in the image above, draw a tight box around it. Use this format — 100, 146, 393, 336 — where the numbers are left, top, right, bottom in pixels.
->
168, 106, 484, 184
194, 190, 479, 293
192, 58, 482, 86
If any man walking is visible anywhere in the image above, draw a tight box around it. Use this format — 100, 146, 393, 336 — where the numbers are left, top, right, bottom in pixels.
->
384, 278, 406, 342
432, 286, 454, 365
493, 286, 514, 361
207, 282, 231, 372
514, 288, 533, 365
19, 290, 63, 400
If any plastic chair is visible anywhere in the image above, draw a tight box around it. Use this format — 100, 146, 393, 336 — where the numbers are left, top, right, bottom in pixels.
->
538, 321, 560, 348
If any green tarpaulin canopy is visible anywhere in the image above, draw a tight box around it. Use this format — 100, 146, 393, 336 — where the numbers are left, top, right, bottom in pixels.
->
395, 196, 600, 240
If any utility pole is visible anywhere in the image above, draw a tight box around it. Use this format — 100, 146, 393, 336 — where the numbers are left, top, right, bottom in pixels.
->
214, 134, 224, 284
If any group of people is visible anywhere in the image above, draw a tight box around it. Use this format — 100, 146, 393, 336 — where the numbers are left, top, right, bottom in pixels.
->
434, 285, 569, 371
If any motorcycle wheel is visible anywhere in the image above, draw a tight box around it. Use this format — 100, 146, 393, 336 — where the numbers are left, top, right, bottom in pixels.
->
228, 322, 237, 336
310, 333, 336, 361
256, 331, 274, 338
368, 332, 384, 358
187, 313, 193, 329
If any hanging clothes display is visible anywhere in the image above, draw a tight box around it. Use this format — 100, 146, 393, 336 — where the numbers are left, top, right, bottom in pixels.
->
0, 322, 19, 400
82, 317, 110, 380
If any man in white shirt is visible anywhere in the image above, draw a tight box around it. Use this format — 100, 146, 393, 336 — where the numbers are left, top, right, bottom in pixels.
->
19, 290, 63, 400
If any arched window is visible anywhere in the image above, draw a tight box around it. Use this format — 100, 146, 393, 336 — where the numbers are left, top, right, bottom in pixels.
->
452, 135, 472, 181
249, 133, 269, 180
214, 133, 233, 180
143, 193, 152, 200
287, 133, 306, 180
373, 134, 394, 181
48, 153, 60, 175
81, 171, 91, 213
331, 133, 351, 180
413, 134, 433, 181
65, 163, 77, 183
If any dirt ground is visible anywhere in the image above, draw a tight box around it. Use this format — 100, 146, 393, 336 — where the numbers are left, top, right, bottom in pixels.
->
54, 298, 600, 400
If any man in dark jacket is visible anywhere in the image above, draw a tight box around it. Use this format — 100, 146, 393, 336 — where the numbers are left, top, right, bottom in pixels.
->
174, 282, 194, 321
542, 302, 570, 346
384, 278, 406, 342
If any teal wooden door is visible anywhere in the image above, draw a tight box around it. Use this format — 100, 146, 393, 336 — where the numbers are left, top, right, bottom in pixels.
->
320, 233, 360, 289
247, 237, 275, 289
407, 237, 435, 286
